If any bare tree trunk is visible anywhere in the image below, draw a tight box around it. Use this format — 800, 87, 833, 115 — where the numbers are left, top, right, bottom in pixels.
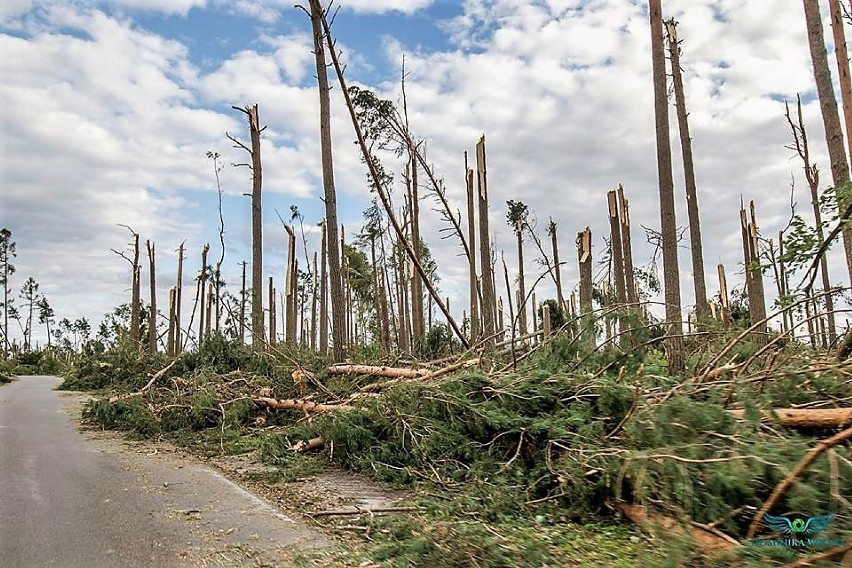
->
311, 251, 318, 351
515, 224, 528, 336
717, 263, 731, 327
665, 19, 708, 320
268, 276, 276, 347
240, 260, 247, 344
577, 227, 594, 345
466, 159, 479, 343
167, 287, 176, 355
319, 222, 329, 356
205, 282, 213, 338
476, 136, 497, 347
228, 104, 265, 349
617, 186, 638, 307
130, 232, 141, 348
146, 240, 157, 353
285, 225, 297, 345
741, 202, 767, 341
409, 155, 425, 344
198, 244, 209, 344
172, 243, 183, 353
830, 0, 852, 175
787, 96, 837, 342
309, 0, 346, 362
650, 0, 684, 372
607, 190, 627, 341
549, 219, 565, 314
804, 0, 852, 282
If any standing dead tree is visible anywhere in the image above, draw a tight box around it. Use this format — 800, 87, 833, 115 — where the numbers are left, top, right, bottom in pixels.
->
466, 157, 480, 343
285, 225, 297, 345
304, 0, 346, 361
316, 5, 469, 348
477, 136, 497, 348
829, 0, 852, 176
649, 0, 684, 371
111, 225, 141, 349
146, 240, 157, 353
174, 242, 185, 353
617, 185, 638, 308
740, 201, 767, 341
548, 219, 565, 314
803, 0, 852, 282
577, 227, 594, 345
227, 104, 265, 348
665, 19, 708, 321
785, 96, 837, 342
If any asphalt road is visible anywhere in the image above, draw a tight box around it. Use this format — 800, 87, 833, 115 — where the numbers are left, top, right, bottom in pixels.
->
0, 376, 324, 567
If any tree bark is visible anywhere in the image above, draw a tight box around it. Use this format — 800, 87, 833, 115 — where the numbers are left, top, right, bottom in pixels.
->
167, 287, 176, 355
515, 223, 528, 336
830, 0, 852, 176
198, 244, 209, 344
130, 232, 141, 348
409, 154, 425, 344
285, 225, 297, 345
477, 136, 497, 347
549, 219, 565, 314
319, 223, 329, 356
607, 190, 627, 318
268, 276, 276, 346
617, 186, 638, 306
466, 161, 480, 343
240, 260, 247, 344
175, 242, 184, 353
728, 407, 852, 428
804, 0, 852, 282
650, 0, 683, 372
577, 227, 594, 346
309, 0, 346, 362
146, 240, 157, 353
665, 19, 708, 320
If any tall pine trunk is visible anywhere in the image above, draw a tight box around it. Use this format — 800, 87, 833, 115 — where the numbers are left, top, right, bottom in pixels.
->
804, 0, 852, 282
665, 19, 708, 320
649, 0, 683, 371
476, 136, 497, 347
309, 0, 345, 362
146, 240, 157, 353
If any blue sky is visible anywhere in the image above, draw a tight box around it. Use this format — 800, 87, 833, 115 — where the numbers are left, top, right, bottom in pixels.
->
0, 0, 848, 347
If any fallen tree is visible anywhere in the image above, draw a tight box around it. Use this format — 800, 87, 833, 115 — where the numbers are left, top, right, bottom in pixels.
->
728, 407, 852, 429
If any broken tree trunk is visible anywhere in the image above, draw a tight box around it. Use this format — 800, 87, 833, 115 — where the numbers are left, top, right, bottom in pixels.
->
175, 242, 184, 353
650, 0, 684, 372
728, 407, 852, 429
268, 277, 276, 346
577, 227, 594, 345
254, 397, 350, 413
803, 0, 852, 282
320, 222, 329, 356
477, 136, 497, 348
666, 19, 708, 321
617, 186, 638, 307
285, 225, 297, 345
146, 240, 157, 353
466, 159, 480, 344
130, 232, 141, 348
309, 0, 346, 362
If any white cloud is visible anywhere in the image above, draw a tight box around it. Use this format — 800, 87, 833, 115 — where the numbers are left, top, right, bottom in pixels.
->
0, 0, 31, 23
107, 0, 207, 16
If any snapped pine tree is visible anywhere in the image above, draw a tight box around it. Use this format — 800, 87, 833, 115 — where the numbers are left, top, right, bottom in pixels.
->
146, 240, 157, 353
803, 0, 852, 282
649, 0, 684, 372
665, 19, 708, 320
226, 104, 264, 348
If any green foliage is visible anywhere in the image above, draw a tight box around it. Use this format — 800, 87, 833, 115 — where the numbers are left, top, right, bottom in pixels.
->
537, 299, 566, 330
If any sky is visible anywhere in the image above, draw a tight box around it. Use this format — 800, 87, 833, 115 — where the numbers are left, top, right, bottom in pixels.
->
0, 0, 848, 347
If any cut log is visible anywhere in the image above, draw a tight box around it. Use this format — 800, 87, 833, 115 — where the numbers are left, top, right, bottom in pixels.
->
728, 408, 852, 429
327, 364, 430, 380
606, 499, 737, 555
254, 397, 350, 413
358, 358, 481, 392
291, 437, 324, 452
